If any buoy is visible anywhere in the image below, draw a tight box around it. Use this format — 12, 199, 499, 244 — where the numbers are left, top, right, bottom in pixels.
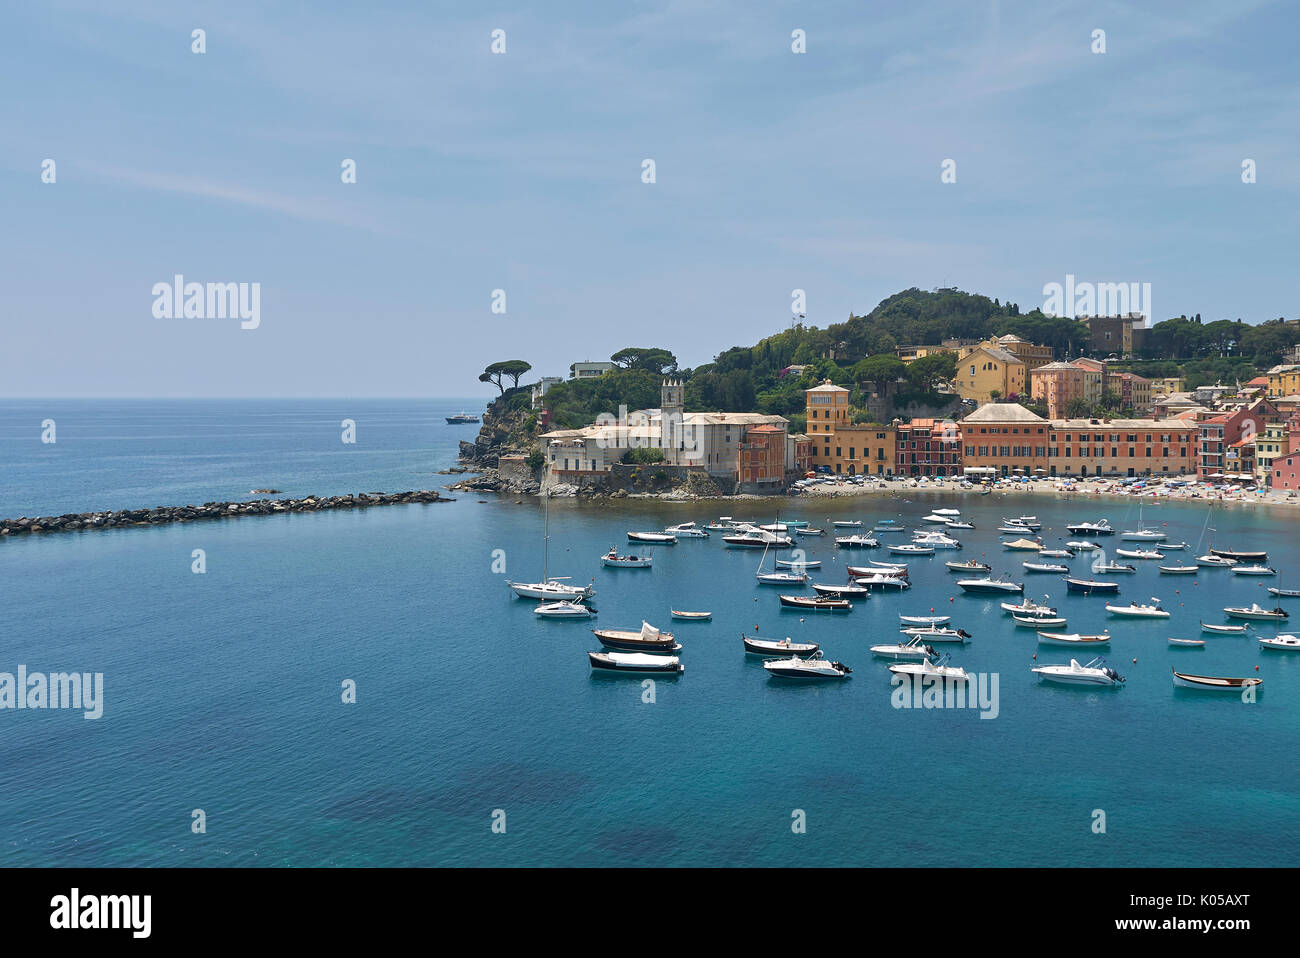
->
1032, 653, 1037, 660
1132, 658, 1137, 664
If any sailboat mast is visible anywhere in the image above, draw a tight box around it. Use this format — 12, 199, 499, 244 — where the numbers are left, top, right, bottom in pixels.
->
543, 490, 550, 582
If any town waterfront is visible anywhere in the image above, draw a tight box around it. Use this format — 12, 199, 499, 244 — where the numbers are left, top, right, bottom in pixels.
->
2, 400, 1298, 867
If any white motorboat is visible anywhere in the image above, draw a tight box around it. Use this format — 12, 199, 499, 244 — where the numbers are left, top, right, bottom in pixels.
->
835, 535, 881, 549
1172, 669, 1262, 692
888, 656, 969, 683
998, 524, 1035, 535
743, 633, 819, 656
1159, 564, 1199, 575
628, 531, 676, 544
921, 513, 952, 524
763, 652, 852, 678
870, 637, 938, 660
534, 600, 596, 618
958, 576, 1023, 594
832, 520, 863, 528
776, 558, 821, 569
899, 614, 951, 625
1066, 540, 1100, 551
665, 523, 709, 538
1120, 528, 1167, 542
872, 520, 908, 534
933, 508, 961, 516
1036, 631, 1111, 647
1115, 548, 1164, 560
724, 530, 794, 548
888, 543, 934, 555
946, 559, 991, 573
1268, 586, 1300, 597
795, 527, 825, 537
1001, 598, 1057, 616
1066, 520, 1113, 536
851, 574, 911, 591
588, 651, 682, 674
1196, 554, 1237, 567
1159, 541, 1189, 550
1259, 634, 1300, 651
1006, 516, 1041, 530
1091, 560, 1136, 574
758, 523, 789, 533
1038, 548, 1075, 558
854, 560, 909, 576
945, 520, 975, 529
1231, 564, 1277, 576
1023, 561, 1069, 574
1105, 598, 1171, 618
1223, 603, 1289, 621
601, 548, 653, 568
811, 582, 870, 598
899, 626, 970, 642
1201, 621, 1248, 634
1032, 656, 1125, 686
1013, 613, 1066, 627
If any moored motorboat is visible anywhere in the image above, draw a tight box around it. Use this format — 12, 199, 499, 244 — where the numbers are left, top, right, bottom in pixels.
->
1013, 613, 1067, 627
1210, 547, 1268, 562
835, 535, 880, 548
852, 560, 909, 576
763, 652, 852, 678
946, 559, 991, 573
1001, 598, 1058, 616
1223, 603, 1289, 622
1230, 564, 1277, 576
795, 527, 825, 537
592, 621, 680, 652
1066, 540, 1101, 551
601, 547, 653, 568
1268, 586, 1300, 597
832, 519, 863, 528
1091, 561, 1136, 574
1023, 561, 1069, 573
899, 614, 951, 625
1120, 528, 1167, 542
1032, 656, 1124, 686
932, 508, 961, 516
776, 558, 821, 569
887, 542, 934, 555
509, 578, 595, 601
811, 582, 870, 598
1064, 577, 1119, 595
850, 574, 910, 591
724, 531, 794, 548
1066, 520, 1114, 535
888, 655, 969, 683
1115, 548, 1164, 560
1171, 669, 1262, 692
1001, 537, 1043, 551
742, 633, 819, 656
535, 600, 596, 618
1196, 554, 1236, 567
1105, 598, 1170, 618
1200, 621, 1248, 634
628, 531, 676, 544
957, 576, 1023, 594
588, 651, 683, 674
898, 626, 970, 643
1036, 631, 1111, 647
1259, 634, 1300, 651
870, 637, 938, 660
911, 531, 961, 549
1159, 564, 1199, 575
945, 520, 976, 530
872, 520, 908, 534
778, 594, 853, 611
1038, 548, 1075, 558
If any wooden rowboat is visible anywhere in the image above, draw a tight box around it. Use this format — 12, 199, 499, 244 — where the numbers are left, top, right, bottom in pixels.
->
670, 610, 712, 620
1168, 638, 1206, 647
1172, 668, 1262, 691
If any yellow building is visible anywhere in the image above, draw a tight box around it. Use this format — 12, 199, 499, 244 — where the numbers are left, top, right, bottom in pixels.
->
1265, 364, 1300, 398
987, 334, 1053, 372
954, 345, 1027, 404
1070, 358, 1106, 406
803, 380, 894, 474
896, 345, 955, 364
1256, 421, 1290, 486
1150, 376, 1185, 396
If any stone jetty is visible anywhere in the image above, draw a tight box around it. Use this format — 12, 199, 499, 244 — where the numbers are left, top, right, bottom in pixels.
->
0, 490, 453, 537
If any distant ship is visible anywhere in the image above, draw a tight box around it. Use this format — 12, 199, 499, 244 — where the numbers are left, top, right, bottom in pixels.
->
445, 412, 480, 424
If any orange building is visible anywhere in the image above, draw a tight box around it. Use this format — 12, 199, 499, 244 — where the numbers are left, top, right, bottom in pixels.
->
1031, 362, 1087, 418
895, 418, 962, 476
737, 424, 787, 485
959, 403, 1051, 477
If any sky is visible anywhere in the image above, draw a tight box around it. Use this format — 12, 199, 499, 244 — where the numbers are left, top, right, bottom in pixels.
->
2, 0, 1297, 398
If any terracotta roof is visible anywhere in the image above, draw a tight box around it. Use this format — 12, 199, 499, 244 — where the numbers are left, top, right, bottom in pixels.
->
961, 403, 1046, 423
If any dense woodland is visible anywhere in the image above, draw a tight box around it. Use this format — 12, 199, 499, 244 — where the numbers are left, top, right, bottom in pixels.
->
519, 288, 1299, 432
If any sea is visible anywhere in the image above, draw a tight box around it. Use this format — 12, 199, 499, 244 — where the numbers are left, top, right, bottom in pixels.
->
1, 399, 1297, 867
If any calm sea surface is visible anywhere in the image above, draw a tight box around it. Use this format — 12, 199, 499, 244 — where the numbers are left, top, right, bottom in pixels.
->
1, 399, 1297, 866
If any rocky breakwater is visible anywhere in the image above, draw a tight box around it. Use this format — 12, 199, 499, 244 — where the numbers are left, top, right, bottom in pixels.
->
448, 468, 539, 495
0, 490, 454, 538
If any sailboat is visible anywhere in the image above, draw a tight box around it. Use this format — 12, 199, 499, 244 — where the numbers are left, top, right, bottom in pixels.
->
1120, 501, 1166, 541
507, 491, 595, 600
755, 532, 806, 585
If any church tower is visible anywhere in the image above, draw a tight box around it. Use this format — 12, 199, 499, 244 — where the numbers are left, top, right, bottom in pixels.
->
661, 378, 684, 464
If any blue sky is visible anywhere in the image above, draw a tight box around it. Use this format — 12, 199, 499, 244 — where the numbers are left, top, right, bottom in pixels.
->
3, 0, 1297, 397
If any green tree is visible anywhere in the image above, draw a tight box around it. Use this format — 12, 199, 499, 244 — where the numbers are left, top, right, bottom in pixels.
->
481, 360, 533, 393
611, 347, 678, 374
1064, 397, 1091, 418
905, 352, 957, 391
851, 354, 905, 385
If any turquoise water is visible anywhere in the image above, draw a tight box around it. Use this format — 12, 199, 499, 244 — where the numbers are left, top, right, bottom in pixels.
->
1, 400, 1297, 866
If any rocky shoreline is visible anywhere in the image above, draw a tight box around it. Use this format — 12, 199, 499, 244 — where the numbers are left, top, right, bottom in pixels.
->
0, 490, 454, 537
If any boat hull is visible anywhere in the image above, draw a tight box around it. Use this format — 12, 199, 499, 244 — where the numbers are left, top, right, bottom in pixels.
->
588, 652, 683, 674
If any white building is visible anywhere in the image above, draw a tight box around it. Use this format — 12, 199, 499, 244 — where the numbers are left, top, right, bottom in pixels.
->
531, 377, 562, 409
569, 360, 616, 379
540, 379, 789, 483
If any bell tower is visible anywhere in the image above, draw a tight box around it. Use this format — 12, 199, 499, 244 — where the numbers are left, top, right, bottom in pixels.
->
661, 378, 684, 464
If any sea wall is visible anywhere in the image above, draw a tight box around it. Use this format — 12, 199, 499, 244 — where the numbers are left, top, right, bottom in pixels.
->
0, 490, 453, 537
